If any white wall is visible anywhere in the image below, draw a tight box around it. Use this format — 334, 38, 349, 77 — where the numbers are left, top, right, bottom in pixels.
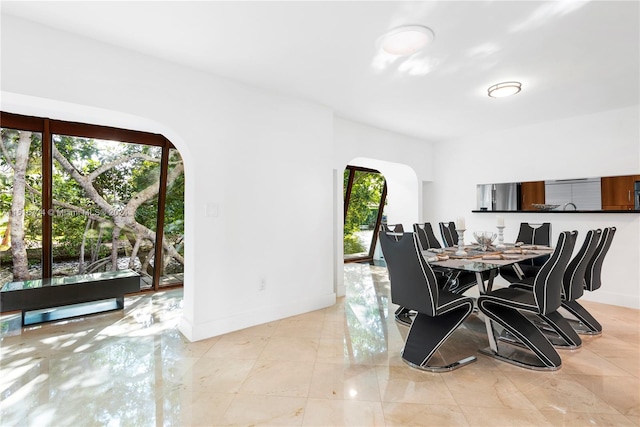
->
332, 118, 436, 295
424, 106, 640, 308
333, 117, 436, 236
1, 15, 336, 340
332, 118, 435, 179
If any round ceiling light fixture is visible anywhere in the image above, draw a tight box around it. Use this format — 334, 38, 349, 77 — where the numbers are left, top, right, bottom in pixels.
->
487, 81, 522, 98
380, 25, 435, 56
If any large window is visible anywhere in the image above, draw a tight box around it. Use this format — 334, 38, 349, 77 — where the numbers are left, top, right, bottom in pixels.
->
0, 128, 43, 284
0, 112, 184, 292
343, 166, 387, 263
159, 148, 185, 286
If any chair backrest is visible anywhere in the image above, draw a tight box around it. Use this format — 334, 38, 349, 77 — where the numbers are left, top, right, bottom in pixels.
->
516, 222, 552, 245
381, 223, 404, 241
413, 223, 442, 251
516, 222, 552, 266
563, 229, 601, 302
378, 231, 440, 317
532, 230, 577, 315
585, 226, 616, 292
439, 221, 458, 247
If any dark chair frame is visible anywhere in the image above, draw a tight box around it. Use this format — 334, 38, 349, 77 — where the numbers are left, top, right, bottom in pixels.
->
438, 221, 458, 248
561, 226, 616, 335
379, 231, 477, 372
414, 222, 481, 295
500, 222, 552, 283
511, 230, 602, 349
381, 223, 404, 235
413, 222, 442, 250
381, 224, 413, 325
478, 231, 577, 370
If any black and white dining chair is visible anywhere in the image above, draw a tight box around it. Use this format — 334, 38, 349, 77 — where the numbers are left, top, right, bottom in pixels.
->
500, 222, 552, 283
414, 222, 483, 295
477, 230, 577, 370
381, 223, 413, 325
561, 226, 616, 335
438, 221, 458, 247
379, 231, 477, 372
515, 222, 552, 246
511, 230, 601, 349
381, 223, 404, 238
413, 222, 442, 250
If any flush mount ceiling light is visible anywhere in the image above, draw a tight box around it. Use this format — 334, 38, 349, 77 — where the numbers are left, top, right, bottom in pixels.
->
488, 81, 522, 98
380, 25, 435, 56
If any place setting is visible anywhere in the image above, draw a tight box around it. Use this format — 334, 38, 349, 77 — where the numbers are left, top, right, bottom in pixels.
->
424, 217, 553, 267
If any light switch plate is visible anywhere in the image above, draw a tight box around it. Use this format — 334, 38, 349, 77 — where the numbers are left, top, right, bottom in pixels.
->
205, 204, 219, 217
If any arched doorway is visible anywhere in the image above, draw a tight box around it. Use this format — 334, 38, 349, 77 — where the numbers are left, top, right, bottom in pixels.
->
343, 165, 387, 263
340, 158, 419, 266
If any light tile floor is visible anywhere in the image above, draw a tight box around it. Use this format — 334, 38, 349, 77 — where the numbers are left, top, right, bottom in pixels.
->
1, 263, 638, 426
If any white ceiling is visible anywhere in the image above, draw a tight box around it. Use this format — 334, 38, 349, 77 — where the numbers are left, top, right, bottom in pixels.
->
2, 1, 639, 142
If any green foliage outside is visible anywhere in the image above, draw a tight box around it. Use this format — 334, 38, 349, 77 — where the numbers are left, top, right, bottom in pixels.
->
0, 129, 42, 253
1, 128, 184, 282
343, 169, 385, 255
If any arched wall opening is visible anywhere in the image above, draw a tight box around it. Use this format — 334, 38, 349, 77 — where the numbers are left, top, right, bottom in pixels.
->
343, 165, 388, 263
348, 158, 420, 230
335, 156, 420, 296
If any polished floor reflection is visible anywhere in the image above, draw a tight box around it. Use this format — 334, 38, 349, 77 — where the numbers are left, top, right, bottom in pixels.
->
1, 264, 638, 426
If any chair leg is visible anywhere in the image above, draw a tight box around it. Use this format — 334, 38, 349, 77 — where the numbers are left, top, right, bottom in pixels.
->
538, 311, 582, 349
561, 300, 603, 335
478, 300, 562, 370
401, 304, 476, 372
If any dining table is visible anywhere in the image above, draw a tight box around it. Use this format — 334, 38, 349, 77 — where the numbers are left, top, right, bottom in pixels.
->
423, 243, 555, 356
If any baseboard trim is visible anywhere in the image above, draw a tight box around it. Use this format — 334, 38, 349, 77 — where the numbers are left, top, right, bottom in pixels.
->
580, 290, 640, 310
180, 293, 337, 342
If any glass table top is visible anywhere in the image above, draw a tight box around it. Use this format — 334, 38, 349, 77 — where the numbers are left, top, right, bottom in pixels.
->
455, 261, 503, 273
423, 245, 553, 274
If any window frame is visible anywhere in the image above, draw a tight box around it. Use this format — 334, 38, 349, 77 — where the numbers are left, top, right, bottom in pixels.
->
0, 111, 182, 293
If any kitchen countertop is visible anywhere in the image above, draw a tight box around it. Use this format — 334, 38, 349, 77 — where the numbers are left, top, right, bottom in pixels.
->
472, 210, 639, 214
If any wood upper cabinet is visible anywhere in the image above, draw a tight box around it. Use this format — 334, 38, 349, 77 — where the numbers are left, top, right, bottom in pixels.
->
520, 181, 545, 211
601, 175, 640, 210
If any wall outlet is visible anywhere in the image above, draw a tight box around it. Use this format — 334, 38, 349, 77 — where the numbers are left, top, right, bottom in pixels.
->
259, 277, 266, 291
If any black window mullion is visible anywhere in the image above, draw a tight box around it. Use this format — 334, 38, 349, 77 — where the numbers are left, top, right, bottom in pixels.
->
343, 167, 355, 220
368, 180, 387, 259
42, 119, 53, 278
152, 142, 170, 290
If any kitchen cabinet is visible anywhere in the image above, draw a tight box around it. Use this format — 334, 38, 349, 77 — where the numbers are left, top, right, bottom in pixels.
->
601, 175, 640, 210
476, 174, 640, 212
520, 181, 545, 210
